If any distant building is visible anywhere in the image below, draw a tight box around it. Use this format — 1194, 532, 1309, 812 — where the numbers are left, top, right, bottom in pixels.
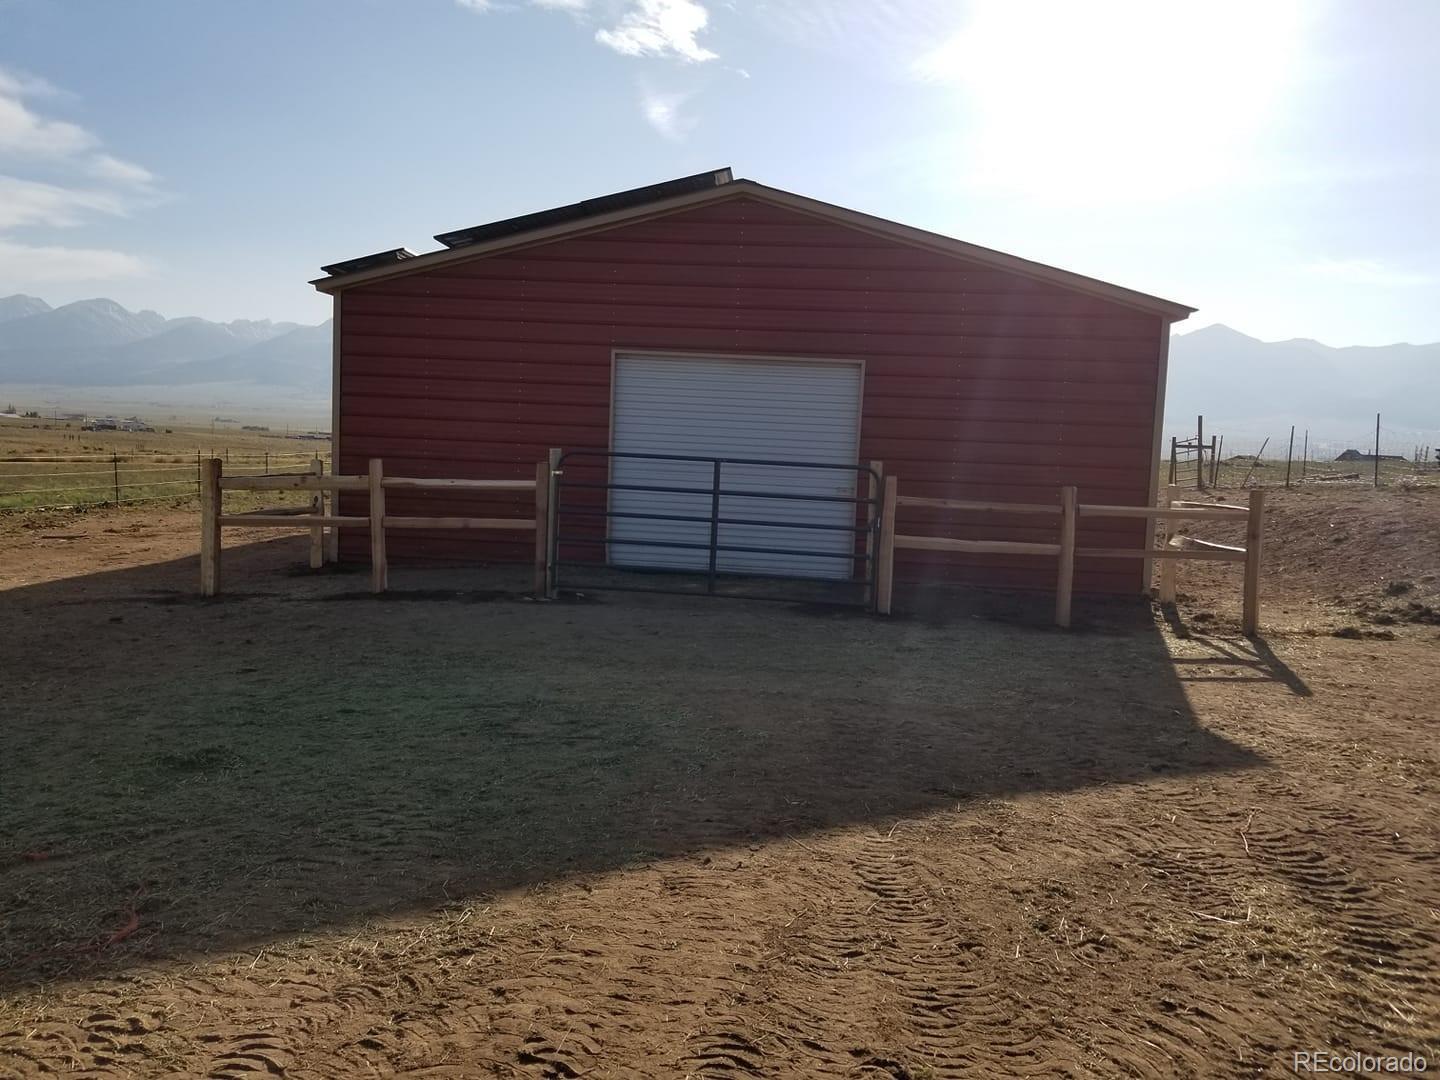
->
1336, 449, 1404, 462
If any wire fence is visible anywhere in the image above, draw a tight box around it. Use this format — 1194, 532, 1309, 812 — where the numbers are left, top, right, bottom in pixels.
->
1166, 415, 1440, 491
0, 450, 332, 511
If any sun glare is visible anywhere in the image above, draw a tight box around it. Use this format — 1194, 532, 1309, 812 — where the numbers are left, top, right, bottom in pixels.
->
914, 0, 1307, 203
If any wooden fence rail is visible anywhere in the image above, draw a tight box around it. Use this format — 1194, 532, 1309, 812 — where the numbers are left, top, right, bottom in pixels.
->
875, 482, 1266, 634
199, 455, 558, 598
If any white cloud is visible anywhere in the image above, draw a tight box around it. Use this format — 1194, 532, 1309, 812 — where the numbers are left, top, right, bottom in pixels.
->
0, 65, 155, 286
640, 90, 694, 141
0, 176, 128, 229
87, 153, 156, 187
597, 0, 718, 62
0, 237, 147, 286
0, 87, 96, 159
0, 68, 62, 99
1303, 258, 1435, 288
455, 0, 717, 62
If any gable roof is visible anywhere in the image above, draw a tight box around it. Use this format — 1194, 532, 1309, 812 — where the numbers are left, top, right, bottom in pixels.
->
433, 168, 733, 249
311, 170, 1195, 321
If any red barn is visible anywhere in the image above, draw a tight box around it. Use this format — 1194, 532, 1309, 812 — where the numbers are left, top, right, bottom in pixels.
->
312, 169, 1193, 597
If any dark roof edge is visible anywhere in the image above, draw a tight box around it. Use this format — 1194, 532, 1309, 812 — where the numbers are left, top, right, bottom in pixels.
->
433, 167, 733, 249
311, 176, 1193, 320
319, 248, 415, 278
726, 180, 1197, 319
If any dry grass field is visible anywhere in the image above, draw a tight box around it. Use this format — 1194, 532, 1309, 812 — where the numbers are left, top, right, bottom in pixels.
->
0, 416, 329, 511
1, 488, 1436, 1078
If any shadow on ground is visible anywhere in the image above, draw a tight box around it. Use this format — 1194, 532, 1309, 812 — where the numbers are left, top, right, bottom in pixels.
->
2, 537, 1268, 992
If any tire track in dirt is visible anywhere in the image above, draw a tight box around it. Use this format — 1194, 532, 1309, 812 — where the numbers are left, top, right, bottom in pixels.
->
732, 829, 1047, 1079
1234, 788, 1440, 1055
1063, 776, 1440, 1074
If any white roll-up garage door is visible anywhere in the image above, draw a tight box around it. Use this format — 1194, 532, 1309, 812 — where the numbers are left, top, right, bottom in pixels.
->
610, 353, 862, 580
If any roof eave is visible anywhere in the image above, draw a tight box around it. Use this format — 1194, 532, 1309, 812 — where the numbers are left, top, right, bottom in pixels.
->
310, 182, 755, 294
312, 178, 1195, 321
728, 181, 1196, 321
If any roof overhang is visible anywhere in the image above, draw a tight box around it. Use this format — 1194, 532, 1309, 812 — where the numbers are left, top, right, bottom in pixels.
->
311, 176, 1195, 322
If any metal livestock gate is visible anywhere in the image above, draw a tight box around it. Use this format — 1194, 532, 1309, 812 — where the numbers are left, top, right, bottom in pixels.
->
550, 449, 883, 604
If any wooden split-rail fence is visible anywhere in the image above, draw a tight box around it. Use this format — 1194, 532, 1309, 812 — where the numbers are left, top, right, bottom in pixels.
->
198, 452, 560, 598
201, 456, 1265, 634
871, 477, 1265, 634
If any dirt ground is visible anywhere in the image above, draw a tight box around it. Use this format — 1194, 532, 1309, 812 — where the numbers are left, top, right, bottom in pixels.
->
1, 490, 1437, 1078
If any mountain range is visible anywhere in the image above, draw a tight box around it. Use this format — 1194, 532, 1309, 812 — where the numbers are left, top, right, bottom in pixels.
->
1167, 324, 1439, 447
1, 295, 1435, 444
0, 295, 329, 390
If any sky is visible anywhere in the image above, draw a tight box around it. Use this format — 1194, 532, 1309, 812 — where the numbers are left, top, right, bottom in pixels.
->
0, 0, 1436, 345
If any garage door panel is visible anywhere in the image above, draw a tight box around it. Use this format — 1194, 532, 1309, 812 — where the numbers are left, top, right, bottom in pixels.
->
610, 354, 861, 579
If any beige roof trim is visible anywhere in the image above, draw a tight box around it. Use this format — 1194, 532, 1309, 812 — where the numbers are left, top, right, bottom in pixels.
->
312, 179, 1195, 320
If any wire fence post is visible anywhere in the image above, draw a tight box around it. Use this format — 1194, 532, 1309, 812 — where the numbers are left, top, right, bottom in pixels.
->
1196, 415, 1206, 492
112, 452, 120, 504
1374, 413, 1381, 488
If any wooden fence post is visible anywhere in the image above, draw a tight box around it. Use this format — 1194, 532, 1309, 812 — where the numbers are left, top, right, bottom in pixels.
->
309, 456, 325, 569
1055, 485, 1077, 628
875, 475, 897, 615
534, 460, 550, 597
1242, 489, 1265, 635
112, 452, 120, 503
368, 458, 387, 594
1158, 484, 1179, 604
200, 457, 222, 596
863, 460, 884, 604
1196, 415, 1206, 492
325, 454, 341, 564
545, 448, 561, 599
1169, 437, 1177, 486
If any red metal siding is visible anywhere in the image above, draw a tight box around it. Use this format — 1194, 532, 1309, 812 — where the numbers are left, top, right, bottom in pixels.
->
338, 196, 1163, 594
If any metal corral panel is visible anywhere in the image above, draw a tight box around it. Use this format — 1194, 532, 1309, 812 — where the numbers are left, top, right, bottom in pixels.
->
609, 354, 861, 579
